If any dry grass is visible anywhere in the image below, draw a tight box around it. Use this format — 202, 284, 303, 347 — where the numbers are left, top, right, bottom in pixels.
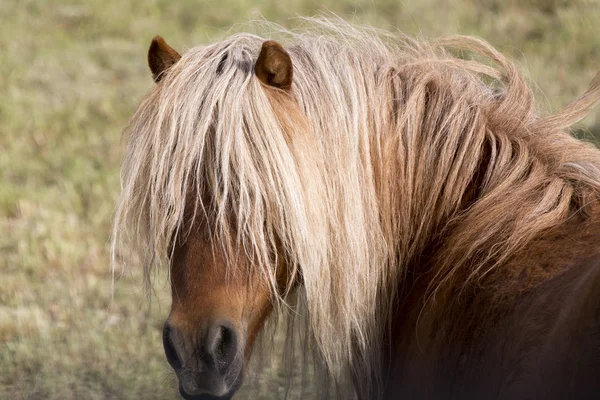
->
1, 0, 599, 398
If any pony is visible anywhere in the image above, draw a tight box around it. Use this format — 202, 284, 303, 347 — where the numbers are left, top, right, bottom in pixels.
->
112, 18, 600, 399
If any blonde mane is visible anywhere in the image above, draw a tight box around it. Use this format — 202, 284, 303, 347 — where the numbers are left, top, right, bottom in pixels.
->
112, 18, 600, 398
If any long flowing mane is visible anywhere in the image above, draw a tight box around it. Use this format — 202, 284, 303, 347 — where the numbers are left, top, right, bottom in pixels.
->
112, 18, 600, 398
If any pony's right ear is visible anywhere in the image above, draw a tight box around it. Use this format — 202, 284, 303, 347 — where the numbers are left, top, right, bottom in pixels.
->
148, 35, 181, 83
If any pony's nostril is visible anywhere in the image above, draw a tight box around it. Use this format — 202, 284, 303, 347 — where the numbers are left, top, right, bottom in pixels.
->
208, 323, 238, 374
216, 325, 233, 359
163, 322, 182, 371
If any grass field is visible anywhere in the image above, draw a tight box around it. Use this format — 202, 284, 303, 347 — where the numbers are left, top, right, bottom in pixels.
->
1, 0, 599, 399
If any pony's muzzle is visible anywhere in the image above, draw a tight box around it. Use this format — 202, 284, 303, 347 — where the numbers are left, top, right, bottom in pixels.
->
163, 320, 243, 399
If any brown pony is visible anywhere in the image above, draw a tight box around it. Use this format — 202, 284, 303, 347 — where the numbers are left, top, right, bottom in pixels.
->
112, 18, 600, 400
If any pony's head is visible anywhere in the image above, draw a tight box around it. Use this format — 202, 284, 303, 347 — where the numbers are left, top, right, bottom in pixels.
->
116, 27, 384, 396
115, 25, 390, 396
143, 36, 305, 399
113, 27, 403, 397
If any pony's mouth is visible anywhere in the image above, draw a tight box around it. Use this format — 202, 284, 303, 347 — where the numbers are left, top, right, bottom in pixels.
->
178, 385, 235, 400
176, 368, 243, 400
164, 320, 245, 400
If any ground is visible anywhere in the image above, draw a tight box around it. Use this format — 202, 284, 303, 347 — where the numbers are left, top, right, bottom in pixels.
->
1, 0, 599, 398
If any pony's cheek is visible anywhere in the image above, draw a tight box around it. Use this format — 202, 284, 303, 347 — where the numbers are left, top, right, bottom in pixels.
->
243, 290, 276, 357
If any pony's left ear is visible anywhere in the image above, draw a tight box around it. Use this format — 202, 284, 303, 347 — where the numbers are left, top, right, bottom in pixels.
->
254, 40, 293, 90
148, 35, 181, 83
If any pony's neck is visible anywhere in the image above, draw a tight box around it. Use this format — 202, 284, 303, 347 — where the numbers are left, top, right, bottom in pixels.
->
368, 80, 600, 298
369, 76, 489, 279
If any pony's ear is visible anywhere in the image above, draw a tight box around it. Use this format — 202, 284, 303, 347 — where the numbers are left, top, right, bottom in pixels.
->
148, 35, 181, 83
254, 40, 293, 90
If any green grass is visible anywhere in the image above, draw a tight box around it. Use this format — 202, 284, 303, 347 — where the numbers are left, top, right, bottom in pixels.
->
1, 0, 599, 398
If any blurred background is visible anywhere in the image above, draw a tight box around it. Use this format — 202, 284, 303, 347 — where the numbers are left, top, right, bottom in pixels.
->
1, 0, 599, 399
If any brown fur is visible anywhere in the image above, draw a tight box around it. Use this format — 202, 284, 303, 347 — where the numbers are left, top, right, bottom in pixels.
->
388, 204, 600, 399
168, 218, 275, 360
